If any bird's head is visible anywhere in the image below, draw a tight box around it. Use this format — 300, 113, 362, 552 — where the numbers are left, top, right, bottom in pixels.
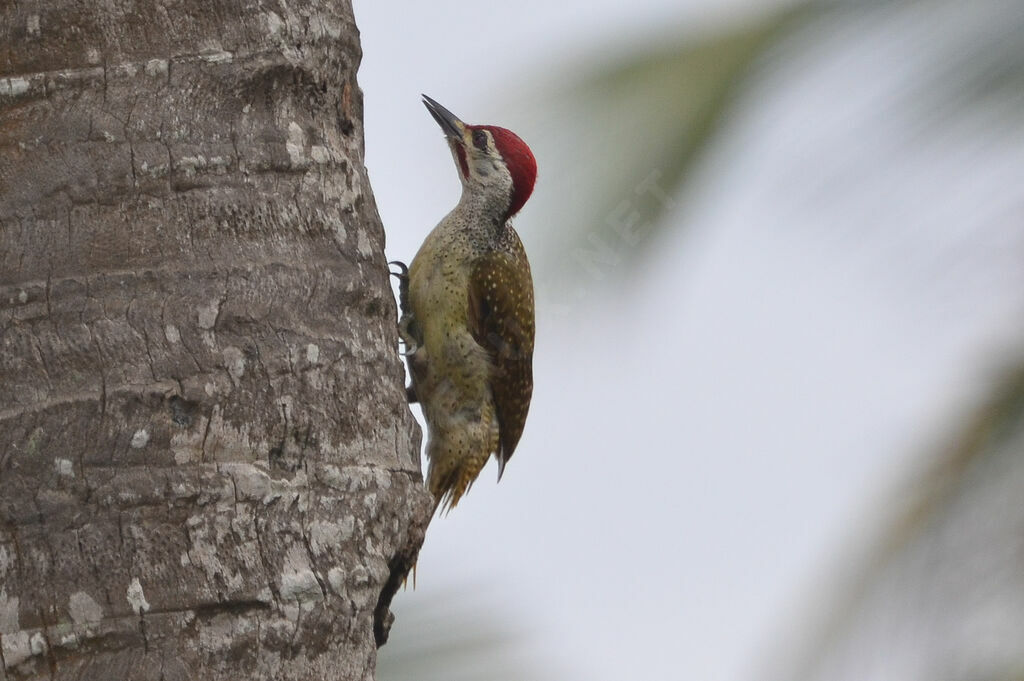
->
422, 94, 537, 221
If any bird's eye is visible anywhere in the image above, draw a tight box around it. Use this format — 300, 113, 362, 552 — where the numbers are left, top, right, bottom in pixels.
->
472, 129, 488, 151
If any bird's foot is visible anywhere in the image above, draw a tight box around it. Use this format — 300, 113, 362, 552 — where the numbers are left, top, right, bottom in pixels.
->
388, 260, 411, 316
389, 260, 421, 356
397, 314, 419, 356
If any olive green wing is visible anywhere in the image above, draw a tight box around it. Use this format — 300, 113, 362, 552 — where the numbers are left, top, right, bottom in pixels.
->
467, 247, 535, 475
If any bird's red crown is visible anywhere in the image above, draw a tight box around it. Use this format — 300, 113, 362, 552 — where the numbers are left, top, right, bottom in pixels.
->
472, 125, 537, 220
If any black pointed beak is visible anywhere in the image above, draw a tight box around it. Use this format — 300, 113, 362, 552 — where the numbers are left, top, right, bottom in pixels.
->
422, 94, 465, 140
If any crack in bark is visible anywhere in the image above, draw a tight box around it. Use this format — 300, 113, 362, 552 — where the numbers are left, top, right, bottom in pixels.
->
0, 258, 348, 300
199, 412, 213, 463
27, 334, 54, 396
127, 296, 160, 382
298, 508, 327, 604
43, 270, 52, 319
0, 380, 176, 422
139, 613, 149, 654
250, 509, 281, 606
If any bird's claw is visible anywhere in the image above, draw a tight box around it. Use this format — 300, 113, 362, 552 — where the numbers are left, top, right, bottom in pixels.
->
388, 260, 412, 316
397, 314, 419, 355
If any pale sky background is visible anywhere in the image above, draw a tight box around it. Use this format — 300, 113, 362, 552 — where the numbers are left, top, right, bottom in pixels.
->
355, 1, 1024, 679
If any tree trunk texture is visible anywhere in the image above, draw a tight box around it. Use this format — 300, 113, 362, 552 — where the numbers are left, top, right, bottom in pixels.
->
0, 2, 431, 679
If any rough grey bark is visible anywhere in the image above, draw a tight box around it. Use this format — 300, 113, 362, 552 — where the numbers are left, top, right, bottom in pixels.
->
0, 1, 431, 679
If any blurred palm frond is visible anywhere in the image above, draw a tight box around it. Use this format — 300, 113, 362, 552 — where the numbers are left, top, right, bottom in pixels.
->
527, 0, 1024, 289
527, 5, 809, 282
780, 359, 1024, 681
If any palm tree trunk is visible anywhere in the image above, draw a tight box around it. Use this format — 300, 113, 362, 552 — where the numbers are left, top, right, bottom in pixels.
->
0, 1, 431, 679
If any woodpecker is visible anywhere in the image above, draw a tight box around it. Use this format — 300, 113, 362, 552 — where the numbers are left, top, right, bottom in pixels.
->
393, 95, 537, 513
